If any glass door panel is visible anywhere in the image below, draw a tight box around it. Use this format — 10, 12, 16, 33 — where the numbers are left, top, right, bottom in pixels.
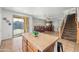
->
13, 18, 24, 36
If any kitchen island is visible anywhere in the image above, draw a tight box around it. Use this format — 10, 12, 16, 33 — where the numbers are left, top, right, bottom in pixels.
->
22, 33, 58, 52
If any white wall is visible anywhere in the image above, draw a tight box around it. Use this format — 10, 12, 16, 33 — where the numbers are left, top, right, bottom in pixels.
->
28, 16, 33, 32
52, 18, 63, 32
2, 9, 13, 39
33, 17, 45, 26
77, 8, 79, 22
0, 8, 2, 45
64, 8, 76, 15
1, 9, 33, 40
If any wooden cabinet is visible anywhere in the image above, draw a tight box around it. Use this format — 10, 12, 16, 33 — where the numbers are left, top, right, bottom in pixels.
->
34, 25, 54, 32
28, 41, 38, 52
22, 38, 55, 52
22, 36, 38, 52
27, 46, 33, 52
43, 43, 55, 52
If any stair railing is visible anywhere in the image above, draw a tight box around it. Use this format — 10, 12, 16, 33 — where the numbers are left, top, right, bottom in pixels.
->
75, 13, 77, 27
59, 16, 67, 39
75, 8, 78, 26
75, 15, 77, 29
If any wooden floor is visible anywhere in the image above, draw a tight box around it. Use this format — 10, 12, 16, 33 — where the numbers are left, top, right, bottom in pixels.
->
0, 37, 22, 52
58, 39, 76, 52
0, 34, 79, 52
74, 43, 79, 52
0, 39, 13, 52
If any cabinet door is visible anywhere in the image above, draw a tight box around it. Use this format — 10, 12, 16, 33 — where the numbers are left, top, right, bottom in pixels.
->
27, 46, 34, 52
43, 43, 55, 52
28, 42, 38, 52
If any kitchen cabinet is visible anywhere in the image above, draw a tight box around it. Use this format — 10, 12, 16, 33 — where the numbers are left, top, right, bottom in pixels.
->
22, 33, 58, 52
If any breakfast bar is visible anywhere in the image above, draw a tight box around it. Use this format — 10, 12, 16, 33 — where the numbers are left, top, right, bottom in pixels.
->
22, 33, 58, 52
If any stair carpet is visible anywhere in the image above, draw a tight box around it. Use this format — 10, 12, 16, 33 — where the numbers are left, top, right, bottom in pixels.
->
62, 14, 77, 42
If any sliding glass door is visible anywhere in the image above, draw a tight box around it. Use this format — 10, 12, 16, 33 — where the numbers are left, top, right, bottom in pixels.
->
13, 17, 24, 37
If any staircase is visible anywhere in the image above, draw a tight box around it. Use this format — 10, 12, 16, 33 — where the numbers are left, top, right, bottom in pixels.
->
61, 14, 77, 42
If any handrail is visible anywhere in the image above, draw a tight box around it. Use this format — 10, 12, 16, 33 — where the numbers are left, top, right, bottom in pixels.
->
59, 16, 67, 39
75, 12, 78, 27
75, 15, 77, 26
75, 8, 78, 27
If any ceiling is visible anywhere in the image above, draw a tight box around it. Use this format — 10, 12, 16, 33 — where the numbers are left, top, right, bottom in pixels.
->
2, 7, 72, 19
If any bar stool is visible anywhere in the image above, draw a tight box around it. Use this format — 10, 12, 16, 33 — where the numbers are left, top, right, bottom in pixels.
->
57, 42, 63, 52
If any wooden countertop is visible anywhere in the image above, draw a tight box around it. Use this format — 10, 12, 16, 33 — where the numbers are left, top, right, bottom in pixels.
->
22, 33, 58, 52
